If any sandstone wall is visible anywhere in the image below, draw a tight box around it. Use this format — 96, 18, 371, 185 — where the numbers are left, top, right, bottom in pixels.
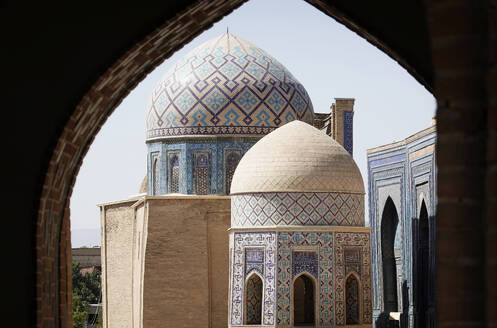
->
143, 197, 230, 328
101, 201, 136, 328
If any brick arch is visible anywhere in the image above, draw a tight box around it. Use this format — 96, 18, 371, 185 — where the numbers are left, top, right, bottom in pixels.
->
34, 1, 493, 327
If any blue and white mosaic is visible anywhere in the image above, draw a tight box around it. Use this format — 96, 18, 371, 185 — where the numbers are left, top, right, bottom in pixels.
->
147, 139, 256, 195
231, 192, 364, 227
146, 33, 314, 139
231, 232, 276, 326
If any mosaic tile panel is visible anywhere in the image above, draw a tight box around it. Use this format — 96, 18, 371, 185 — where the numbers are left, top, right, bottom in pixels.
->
245, 248, 264, 276
195, 167, 209, 194
345, 274, 360, 324
343, 110, 354, 156
148, 140, 257, 195
231, 232, 276, 326
188, 145, 215, 194
168, 152, 180, 193
292, 251, 318, 278
334, 232, 372, 325
146, 33, 314, 139
276, 232, 334, 327
344, 248, 362, 277
246, 274, 263, 324
232, 192, 364, 227
225, 151, 241, 194
152, 152, 159, 195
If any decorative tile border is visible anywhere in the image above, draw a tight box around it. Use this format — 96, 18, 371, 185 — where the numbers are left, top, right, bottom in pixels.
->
232, 192, 364, 227
231, 232, 276, 326
334, 232, 372, 325
276, 232, 335, 327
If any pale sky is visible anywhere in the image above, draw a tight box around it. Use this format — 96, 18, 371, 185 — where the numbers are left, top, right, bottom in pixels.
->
70, 0, 436, 247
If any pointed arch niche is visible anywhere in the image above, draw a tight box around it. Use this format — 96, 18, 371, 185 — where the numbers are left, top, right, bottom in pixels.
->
293, 273, 316, 326
417, 199, 430, 327
381, 196, 399, 313
244, 272, 263, 325
345, 272, 361, 325
225, 150, 241, 194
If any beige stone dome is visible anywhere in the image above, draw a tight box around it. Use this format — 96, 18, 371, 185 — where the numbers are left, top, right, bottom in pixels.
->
230, 120, 365, 194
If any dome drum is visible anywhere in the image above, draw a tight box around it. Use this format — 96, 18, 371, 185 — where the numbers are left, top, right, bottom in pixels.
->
231, 192, 364, 227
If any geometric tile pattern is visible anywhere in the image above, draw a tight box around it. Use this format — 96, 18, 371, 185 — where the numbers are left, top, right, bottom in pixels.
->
345, 274, 360, 324
231, 192, 364, 227
246, 274, 263, 324
146, 33, 314, 139
276, 232, 334, 327
343, 110, 353, 156
168, 153, 180, 193
147, 139, 256, 195
292, 251, 318, 278
225, 151, 241, 194
245, 248, 264, 277
231, 232, 276, 326
344, 248, 362, 277
334, 232, 372, 325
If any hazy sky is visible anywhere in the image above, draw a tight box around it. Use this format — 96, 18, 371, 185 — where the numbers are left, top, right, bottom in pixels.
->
70, 0, 435, 246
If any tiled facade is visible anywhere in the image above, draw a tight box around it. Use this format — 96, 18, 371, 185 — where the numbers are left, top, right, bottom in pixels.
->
147, 138, 257, 195
229, 230, 372, 327
367, 124, 436, 328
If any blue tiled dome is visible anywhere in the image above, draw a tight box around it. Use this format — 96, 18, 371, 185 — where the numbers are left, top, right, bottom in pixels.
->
146, 33, 314, 140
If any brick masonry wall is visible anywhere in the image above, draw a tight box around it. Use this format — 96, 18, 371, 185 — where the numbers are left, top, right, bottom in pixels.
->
34, 0, 496, 327
424, 1, 490, 327
143, 198, 230, 328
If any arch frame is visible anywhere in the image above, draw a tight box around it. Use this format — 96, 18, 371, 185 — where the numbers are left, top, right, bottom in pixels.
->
291, 271, 318, 327
224, 147, 242, 194
243, 270, 265, 326
344, 271, 363, 325
379, 195, 401, 314
30, 0, 444, 326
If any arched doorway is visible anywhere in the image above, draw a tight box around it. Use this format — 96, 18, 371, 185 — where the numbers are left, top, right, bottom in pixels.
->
346, 273, 361, 325
417, 200, 430, 327
381, 197, 399, 314
245, 273, 263, 325
293, 274, 315, 326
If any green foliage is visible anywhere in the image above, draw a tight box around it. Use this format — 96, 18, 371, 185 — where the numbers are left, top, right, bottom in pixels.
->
72, 262, 101, 328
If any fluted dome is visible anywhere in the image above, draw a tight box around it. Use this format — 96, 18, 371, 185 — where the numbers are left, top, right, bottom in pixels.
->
146, 33, 314, 140
230, 121, 365, 195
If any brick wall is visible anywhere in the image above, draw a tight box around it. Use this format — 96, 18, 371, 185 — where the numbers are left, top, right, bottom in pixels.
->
424, 1, 490, 327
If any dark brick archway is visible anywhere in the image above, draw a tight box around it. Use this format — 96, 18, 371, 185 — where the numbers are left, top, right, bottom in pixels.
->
33, 0, 495, 327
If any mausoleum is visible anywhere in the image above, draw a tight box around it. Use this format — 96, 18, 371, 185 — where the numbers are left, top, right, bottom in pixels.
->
228, 121, 372, 327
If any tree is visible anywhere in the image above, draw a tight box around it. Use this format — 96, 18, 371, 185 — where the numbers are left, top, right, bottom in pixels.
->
72, 262, 101, 328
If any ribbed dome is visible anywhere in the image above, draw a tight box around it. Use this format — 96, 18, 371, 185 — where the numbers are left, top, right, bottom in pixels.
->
230, 121, 365, 194
146, 33, 314, 140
